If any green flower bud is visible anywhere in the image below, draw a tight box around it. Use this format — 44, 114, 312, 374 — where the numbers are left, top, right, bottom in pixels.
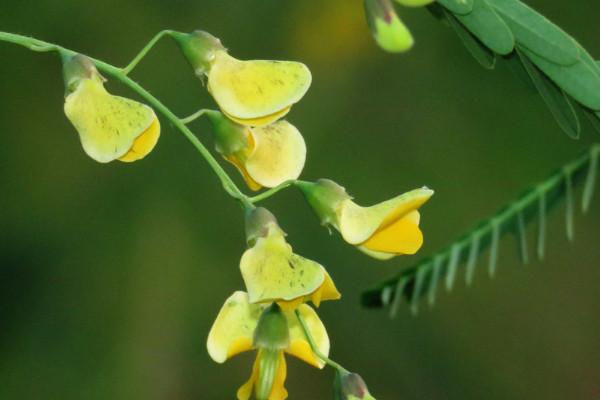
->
62, 54, 104, 95
170, 30, 226, 77
364, 0, 414, 53
204, 110, 250, 156
296, 179, 352, 228
334, 370, 377, 400
253, 303, 290, 351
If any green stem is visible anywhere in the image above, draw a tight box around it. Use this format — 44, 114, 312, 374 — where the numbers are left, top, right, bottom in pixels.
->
294, 309, 346, 372
180, 108, 210, 124
120, 29, 175, 75
249, 180, 296, 203
0, 31, 245, 200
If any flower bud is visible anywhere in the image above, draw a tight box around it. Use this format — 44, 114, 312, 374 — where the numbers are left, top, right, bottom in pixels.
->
296, 179, 352, 228
364, 0, 414, 53
170, 30, 225, 77
334, 370, 377, 400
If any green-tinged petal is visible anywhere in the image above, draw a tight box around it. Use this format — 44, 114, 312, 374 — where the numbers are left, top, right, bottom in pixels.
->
240, 227, 325, 305
276, 268, 341, 312
286, 304, 329, 368
437, 0, 474, 15
364, 0, 414, 53
454, 0, 514, 55
64, 79, 157, 163
338, 188, 433, 245
223, 106, 291, 127
355, 244, 397, 260
394, 0, 434, 6
207, 291, 267, 363
208, 50, 311, 124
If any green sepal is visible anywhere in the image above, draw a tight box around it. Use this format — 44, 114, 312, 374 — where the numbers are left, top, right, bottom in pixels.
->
454, 0, 514, 55
204, 110, 250, 157
490, 0, 578, 66
437, 0, 474, 15
444, 9, 495, 69
519, 45, 600, 110
170, 30, 225, 77
245, 207, 281, 247
517, 49, 580, 139
295, 179, 352, 228
62, 54, 103, 95
253, 303, 290, 351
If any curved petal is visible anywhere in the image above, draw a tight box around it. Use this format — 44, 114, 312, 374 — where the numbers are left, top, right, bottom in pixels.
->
223, 106, 291, 127
64, 79, 156, 163
338, 188, 433, 245
240, 229, 325, 305
207, 291, 267, 363
244, 121, 306, 188
208, 50, 311, 122
118, 115, 160, 162
237, 351, 260, 400
286, 304, 329, 368
268, 352, 288, 400
361, 211, 423, 254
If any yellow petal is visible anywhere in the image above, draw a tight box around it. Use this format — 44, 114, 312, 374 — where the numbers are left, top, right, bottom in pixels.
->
208, 50, 311, 122
207, 291, 267, 363
286, 304, 329, 368
394, 0, 435, 6
269, 352, 288, 400
237, 352, 261, 400
64, 78, 156, 163
244, 121, 306, 188
118, 115, 160, 162
338, 188, 433, 245
310, 270, 341, 308
361, 214, 423, 254
223, 106, 291, 127
240, 228, 325, 305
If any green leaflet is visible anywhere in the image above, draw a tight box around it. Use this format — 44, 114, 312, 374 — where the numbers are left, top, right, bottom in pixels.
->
519, 45, 600, 110
490, 0, 579, 66
503, 52, 537, 93
437, 0, 474, 15
517, 49, 580, 139
445, 9, 495, 69
361, 144, 600, 314
454, 0, 514, 55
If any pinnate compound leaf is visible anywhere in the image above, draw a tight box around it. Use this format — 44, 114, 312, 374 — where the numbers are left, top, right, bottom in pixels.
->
490, 0, 579, 66
453, 0, 514, 55
517, 49, 580, 139
361, 145, 600, 315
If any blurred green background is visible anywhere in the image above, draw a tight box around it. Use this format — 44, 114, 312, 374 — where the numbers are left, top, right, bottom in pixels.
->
1, 1, 599, 399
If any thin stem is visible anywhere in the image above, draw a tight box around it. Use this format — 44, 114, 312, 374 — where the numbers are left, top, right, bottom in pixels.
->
120, 29, 175, 75
249, 180, 296, 203
180, 108, 210, 124
294, 309, 346, 372
0, 31, 245, 200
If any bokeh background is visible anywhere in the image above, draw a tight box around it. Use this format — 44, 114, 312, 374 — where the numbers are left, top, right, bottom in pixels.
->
1, 1, 599, 399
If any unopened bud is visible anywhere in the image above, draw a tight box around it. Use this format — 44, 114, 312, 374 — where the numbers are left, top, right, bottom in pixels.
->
364, 0, 414, 53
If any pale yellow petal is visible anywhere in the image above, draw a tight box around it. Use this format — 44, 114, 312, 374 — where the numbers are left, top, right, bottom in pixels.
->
355, 245, 397, 260
244, 121, 306, 188
338, 188, 433, 245
223, 106, 291, 127
208, 50, 311, 121
240, 229, 325, 304
64, 79, 155, 163
207, 291, 266, 363
310, 269, 341, 308
286, 304, 329, 368
237, 353, 260, 400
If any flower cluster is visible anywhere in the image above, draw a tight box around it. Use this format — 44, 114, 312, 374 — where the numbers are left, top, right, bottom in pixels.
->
58, 29, 433, 399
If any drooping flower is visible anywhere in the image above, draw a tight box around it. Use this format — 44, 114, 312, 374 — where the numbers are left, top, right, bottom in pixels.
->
242, 207, 340, 311
364, 0, 414, 53
205, 111, 306, 191
172, 31, 311, 126
207, 291, 329, 400
62, 54, 160, 163
297, 179, 434, 260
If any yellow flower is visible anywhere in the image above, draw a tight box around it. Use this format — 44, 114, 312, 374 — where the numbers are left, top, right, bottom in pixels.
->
173, 31, 311, 126
63, 55, 160, 163
242, 208, 340, 311
207, 292, 329, 400
206, 111, 306, 191
297, 179, 434, 260
364, 0, 414, 53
